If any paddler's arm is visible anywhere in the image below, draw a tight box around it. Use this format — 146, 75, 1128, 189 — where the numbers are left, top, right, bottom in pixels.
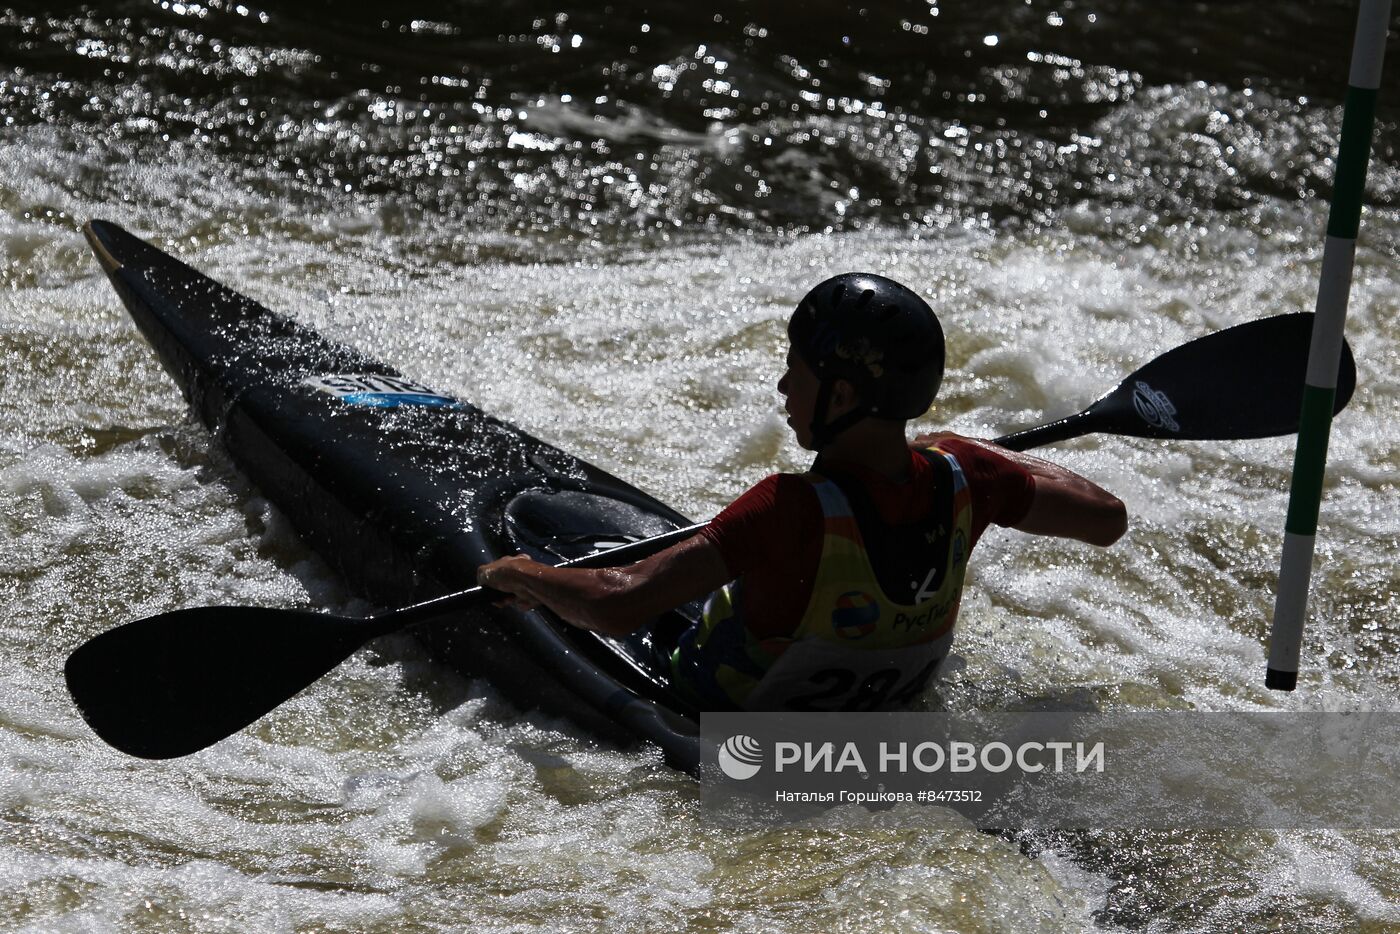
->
913, 432, 1128, 547
475, 533, 732, 636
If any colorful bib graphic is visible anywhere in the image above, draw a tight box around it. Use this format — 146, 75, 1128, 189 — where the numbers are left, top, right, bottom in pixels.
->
831, 590, 880, 639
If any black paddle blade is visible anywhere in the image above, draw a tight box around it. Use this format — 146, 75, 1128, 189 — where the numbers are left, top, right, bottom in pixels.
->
64, 606, 381, 758
1086, 313, 1356, 441
996, 313, 1358, 451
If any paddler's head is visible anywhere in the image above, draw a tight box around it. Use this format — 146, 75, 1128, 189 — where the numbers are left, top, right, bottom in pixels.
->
782, 272, 944, 451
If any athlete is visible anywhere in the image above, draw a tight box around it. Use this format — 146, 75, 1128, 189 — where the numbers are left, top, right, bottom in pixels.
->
477, 273, 1127, 711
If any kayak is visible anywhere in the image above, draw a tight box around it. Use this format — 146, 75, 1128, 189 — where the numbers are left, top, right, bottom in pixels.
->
83, 220, 703, 772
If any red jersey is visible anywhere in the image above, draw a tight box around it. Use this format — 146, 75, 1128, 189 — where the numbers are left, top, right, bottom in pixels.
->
698, 439, 1036, 640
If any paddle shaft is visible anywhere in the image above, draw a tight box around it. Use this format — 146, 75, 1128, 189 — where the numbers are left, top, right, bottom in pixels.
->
990, 413, 1095, 453
392, 522, 710, 627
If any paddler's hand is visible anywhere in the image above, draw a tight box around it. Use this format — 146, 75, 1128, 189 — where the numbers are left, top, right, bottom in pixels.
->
477, 555, 544, 611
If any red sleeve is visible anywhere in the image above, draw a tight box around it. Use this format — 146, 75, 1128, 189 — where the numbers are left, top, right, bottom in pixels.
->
698, 473, 823, 639
700, 474, 821, 578
934, 438, 1036, 539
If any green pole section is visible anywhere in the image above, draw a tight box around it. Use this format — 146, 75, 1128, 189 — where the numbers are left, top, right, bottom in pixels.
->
1267, 0, 1390, 690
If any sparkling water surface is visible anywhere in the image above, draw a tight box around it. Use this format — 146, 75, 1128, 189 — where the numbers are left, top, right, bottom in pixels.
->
3, 1, 1400, 930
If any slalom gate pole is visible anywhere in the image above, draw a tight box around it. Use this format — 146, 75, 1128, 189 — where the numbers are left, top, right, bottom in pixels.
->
1267, 0, 1391, 690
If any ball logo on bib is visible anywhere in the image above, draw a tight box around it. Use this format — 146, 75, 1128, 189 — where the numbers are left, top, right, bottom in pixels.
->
831, 591, 880, 639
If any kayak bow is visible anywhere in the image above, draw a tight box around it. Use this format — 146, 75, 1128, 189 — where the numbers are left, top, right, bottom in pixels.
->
81, 219, 706, 771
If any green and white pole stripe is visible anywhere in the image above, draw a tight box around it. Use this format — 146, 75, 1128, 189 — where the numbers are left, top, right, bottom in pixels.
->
1267, 0, 1391, 691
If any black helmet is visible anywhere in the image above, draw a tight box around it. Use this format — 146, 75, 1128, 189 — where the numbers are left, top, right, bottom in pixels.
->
788, 272, 944, 446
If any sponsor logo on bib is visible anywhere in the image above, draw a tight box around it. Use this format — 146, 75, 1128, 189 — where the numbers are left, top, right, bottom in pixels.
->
831, 591, 880, 639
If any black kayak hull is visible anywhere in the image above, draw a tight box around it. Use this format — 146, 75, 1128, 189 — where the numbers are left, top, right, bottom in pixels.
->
85, 220, 702, 772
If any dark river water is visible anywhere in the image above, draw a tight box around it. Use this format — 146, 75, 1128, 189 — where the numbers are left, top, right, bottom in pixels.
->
4, 2, 1400, 932
6, 0, 1399, 241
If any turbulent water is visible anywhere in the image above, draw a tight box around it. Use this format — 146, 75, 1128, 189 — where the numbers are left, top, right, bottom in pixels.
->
3, 1, 1400, 930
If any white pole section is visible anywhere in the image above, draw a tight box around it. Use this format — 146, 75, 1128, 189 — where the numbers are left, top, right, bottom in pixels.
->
1267, 0, 1391, 690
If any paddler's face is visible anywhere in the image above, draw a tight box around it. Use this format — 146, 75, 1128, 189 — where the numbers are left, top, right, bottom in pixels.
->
779, 347, 858, 450
778, 347, 817, 447
780, 349, 862, 450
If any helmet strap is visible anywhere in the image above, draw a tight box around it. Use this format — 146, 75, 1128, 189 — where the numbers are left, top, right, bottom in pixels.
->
808, 378, 869, 450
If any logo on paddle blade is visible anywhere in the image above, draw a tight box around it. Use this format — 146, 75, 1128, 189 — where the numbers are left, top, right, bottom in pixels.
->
718, 734, 764, 780
1132, 380, 1180, 432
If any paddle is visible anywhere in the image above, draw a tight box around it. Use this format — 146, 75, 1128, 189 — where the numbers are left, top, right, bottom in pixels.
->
64, 523, 706, 759
65, 312, 1358, 759
995, 312, 1356, 451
